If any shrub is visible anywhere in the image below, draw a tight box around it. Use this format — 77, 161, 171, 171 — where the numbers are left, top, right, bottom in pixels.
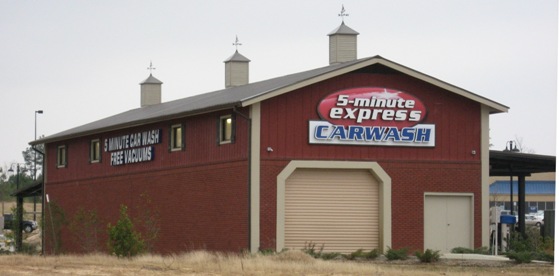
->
301, 242, 343, 260
345, 248, 380, 260
473, 246, 490, 255
364, 248, 380, 260
302, 241, 324, 258
69, 207, 101, 253
107, 205, 145, 258
133, 193, 161, 253
506, 251, 533, 264
533, 251, 554, 263
385, 247, 409, 260
345, 249, 364, 260
320, 252, 342, 260
451, 246, 490, 255
20, 242, 39, 255
451, 247, 473, 254
45, 201, 67, 255
415, 249, 440, 263
259, 248, 276, 255
507, 229, 554, 263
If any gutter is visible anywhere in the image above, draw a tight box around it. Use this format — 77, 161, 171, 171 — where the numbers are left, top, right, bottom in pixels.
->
32, 146, 45, 255
233, 106, 252, 251
30, 103, 241, 146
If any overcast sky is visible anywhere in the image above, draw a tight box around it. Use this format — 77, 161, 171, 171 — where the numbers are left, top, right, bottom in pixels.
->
0, 0, 557, 169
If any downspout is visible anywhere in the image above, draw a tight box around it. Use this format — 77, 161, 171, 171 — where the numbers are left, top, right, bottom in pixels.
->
233, 106, 252, 251
32, 146, 45, 255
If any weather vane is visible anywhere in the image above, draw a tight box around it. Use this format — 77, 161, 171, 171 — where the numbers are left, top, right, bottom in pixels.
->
338, 5, 349, 22
147, 61, 156, 74
233, 35, 242, 50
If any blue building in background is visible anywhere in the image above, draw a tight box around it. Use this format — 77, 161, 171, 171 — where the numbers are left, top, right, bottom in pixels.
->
490, 174, 555, 213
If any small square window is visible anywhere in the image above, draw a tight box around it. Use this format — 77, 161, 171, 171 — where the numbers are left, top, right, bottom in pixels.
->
57, 145, 67, 168
170, 124, 183, 151
90, 139, 101, 163
219, 115, 233, 144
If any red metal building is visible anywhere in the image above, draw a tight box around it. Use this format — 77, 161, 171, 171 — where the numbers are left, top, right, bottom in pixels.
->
33, 22, 508, 254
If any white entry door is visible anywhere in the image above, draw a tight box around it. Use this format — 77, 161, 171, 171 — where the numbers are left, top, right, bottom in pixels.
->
424, 194, 473, 252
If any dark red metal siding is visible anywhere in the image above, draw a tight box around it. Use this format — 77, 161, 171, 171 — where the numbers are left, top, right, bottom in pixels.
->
260, 72, 481, 161
384, 161, 481, 251
47, 109, 248, 183
44, 161, 249, 254
259, 72, 483, 251
44, 108, 250, 254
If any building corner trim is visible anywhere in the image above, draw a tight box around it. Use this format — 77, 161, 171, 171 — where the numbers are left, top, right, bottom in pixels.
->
481, 105, 490, 247
250, 103, 261, 253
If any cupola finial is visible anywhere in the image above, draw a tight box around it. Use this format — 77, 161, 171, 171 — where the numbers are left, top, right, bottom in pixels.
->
233, 35, 242, 51
338, 5, 349, 23
147, 61, 156, 74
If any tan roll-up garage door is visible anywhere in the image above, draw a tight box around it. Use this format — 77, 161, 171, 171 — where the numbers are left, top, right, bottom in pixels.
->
285, 168, 379, 253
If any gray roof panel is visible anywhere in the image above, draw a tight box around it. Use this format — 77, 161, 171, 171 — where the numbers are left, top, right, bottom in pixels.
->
33, 58, 368, 144
328, 22, 360, 36
140, 74, 163, 84
31, 55, 508, 145
224, 50, 251, 62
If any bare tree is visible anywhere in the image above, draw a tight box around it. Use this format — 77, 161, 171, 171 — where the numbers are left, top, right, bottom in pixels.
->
514, 136, 535, 154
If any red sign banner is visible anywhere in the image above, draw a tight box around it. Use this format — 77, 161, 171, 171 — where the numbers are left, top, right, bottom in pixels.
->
317, 87, 427, 128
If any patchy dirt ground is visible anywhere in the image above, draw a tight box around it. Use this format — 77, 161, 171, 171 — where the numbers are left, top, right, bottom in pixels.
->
0, 219, 553, 276
0, 251, 552, 276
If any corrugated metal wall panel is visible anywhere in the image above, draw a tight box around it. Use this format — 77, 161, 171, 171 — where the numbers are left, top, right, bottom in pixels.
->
285, 169, 379, 253
490, 180, 556, 194
259, 72, 482, 161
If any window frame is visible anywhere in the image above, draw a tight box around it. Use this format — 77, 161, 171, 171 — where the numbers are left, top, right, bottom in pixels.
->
218, 114, 235, 144
169, 123, 184, 151
57, 145, 67, 168
90, 139, 101, 163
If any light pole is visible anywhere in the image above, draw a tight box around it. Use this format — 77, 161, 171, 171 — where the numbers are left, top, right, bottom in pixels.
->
504, 141, 519, 216
34, 110, 43, 221
503, 140, 520, 153
7, 163, 21, 191
34, 110, 43, 180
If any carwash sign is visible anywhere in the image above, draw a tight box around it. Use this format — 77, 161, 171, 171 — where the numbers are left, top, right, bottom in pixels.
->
105, 129, 162, 166
309, 87, 435, 147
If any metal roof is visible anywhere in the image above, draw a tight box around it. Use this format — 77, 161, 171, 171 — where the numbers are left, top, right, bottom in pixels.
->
489, 150, 556, 176
31, 55, 509, 145
224, 50, 251, 62
490, 180, 556, 195
140, 74, 163, 84
11, 181, 43, 198
328, 22, 359, 35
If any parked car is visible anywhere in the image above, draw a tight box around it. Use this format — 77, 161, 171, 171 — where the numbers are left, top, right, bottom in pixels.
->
525, 214, 544, 227
2, 214, 38, 233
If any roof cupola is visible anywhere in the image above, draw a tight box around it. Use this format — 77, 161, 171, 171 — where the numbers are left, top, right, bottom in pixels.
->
140, 61, 163, 107
328, 5, 359, 64
224, 36, 250, 88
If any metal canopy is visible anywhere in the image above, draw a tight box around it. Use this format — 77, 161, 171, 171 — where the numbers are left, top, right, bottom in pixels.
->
10, 182, 43, 198
490, 150, 556, 176
489, 150, 555, 236
9, 182, 43, 253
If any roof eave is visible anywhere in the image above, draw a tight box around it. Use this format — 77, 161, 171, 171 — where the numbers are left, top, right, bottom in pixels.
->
30, 102, 240, 146
240, 56, 509, 114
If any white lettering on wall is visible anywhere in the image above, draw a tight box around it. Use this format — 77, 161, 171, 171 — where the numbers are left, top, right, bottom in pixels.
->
105, 129, 161, 166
